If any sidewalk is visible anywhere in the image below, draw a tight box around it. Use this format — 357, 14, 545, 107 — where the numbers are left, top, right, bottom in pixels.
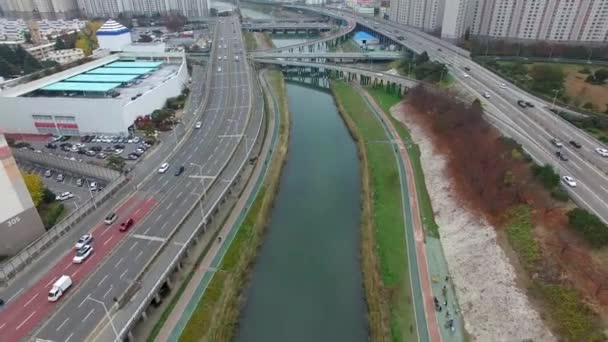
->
155, 70, 279, 341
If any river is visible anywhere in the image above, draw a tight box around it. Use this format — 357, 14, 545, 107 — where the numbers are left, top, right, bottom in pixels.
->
234, 81, 368, 342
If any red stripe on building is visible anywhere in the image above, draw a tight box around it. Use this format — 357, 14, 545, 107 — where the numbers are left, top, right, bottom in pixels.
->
56, 123, 78, 129
0, 146, 12, 159
34, 122, 57, 128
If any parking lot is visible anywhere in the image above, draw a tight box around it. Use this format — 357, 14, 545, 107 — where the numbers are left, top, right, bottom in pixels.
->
16, 135, 155, 168
18, 163, 107, 213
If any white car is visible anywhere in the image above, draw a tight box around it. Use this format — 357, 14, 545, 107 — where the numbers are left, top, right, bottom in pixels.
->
89, 181, 98, 191
499, 83, 507, 89
595, 147, 608, 157
562, 176, 577, 188
463, 73, 469, 78
218, 56, 222, 60
218, 67, 222, 72
73, 244, 93, 264
114, 149, 124, 155
483, 92, 490, 99
223, 56, 227, 60
158, 162, 170, 173
56, 192, 74, 201
75, 233, 93, 249
195, 121, 202, 129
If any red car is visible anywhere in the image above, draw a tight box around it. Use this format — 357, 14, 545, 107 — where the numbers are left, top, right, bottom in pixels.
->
119, 218, 134, 232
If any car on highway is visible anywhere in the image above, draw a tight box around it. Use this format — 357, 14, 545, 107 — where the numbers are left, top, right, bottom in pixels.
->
483, 92, 490, 99
195, 121, 202, 129
104, 212, 117, 225
562, 176, 577, 188
73, 244, 93, 264
525, 101, 535, 108
158, 162, 170, 173
75, 233, 93, 249
45, 169, 52, 177
56, 192, 74, 201
56, 174, 64, 182
517, 100, 527, 108
218, 56, 222, 60
119, 218, 134, 232
175, 165, 185, 176
556, 151, 568, 161
463, 73, 469, 78
569, 140, 581, 149
499, 83, 507, 89
224, 55, 227, 60
595, 147, 608, 157
218, 67, 222, 72
551, 138, 563, 148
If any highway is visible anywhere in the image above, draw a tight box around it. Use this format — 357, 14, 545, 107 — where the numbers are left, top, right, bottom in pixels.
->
290, 6, 608, 223
0, 15, 253, 342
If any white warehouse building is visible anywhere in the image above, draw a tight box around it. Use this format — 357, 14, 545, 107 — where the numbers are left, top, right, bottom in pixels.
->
0, 51, 188, 136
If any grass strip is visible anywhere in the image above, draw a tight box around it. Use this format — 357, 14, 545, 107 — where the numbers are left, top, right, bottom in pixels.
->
331, 80, 417, 342
179, 70, 290, 342
243, 32, 257, 51
365, 86, 439, 238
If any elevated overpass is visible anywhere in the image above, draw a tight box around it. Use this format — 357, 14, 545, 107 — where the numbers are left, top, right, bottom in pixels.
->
242, 22, 334, 32
251, 51, 402, 61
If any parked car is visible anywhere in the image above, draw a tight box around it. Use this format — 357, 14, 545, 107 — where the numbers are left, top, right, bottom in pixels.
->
56, 174, 64, 182
90, 146, 102, 152
45, 169, 52, 177
76, 178, 83, 187
75, 233, 93, 249
114, 149, 124, 155
175, 165, 185, 176
45, 143, 57, 149
85, 150, 96, 156
56, 192, 74, 201
89, 182, 97, 191
127, 154, 139, 160
96, 152, 107, 159
73, 244, 93, 264
119, 218, 134, 232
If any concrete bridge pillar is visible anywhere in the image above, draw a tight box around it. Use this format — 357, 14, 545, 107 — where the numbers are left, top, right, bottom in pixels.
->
141, 310, 148, 321
165, 277, 173, 290
128, 331, 134, 341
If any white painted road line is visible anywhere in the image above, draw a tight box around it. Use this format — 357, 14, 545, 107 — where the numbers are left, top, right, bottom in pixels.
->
129, 241, 139, 251
56, 317, 70, 331
102, 286, 113, 299
0, 322, 6, 330
119, 269, 128, 280
99, 274, 108, 286
24, 293, 38, 307
7, 287, 23, 303
83, 308, 94, 322
45, 277, 57, 288
115, 257, 124, 268
16, 311, 36, 330
65, 332, 74, 342
136, 250, 143, 261
104, 235, 113, 246
131, 234, 166, 242
78, 297, 87, 308
177, 191, 183, 198
154, 215, 162, 223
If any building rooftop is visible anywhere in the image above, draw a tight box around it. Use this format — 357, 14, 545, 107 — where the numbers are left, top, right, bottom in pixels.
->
106, 61, 163, 68
354, 31, 376, 40
41, 82, 121, 92
86, 67, 155, 75
66, 74, 139, 83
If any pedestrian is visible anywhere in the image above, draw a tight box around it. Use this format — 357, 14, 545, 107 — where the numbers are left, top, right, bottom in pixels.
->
433, 296, 439, 305
444, 300, 447, 307
445, 310, 450, 318
217, 236, 222, 243
438, 305, 442, 312
445, 275, 450, 282
442, 285, 447, 297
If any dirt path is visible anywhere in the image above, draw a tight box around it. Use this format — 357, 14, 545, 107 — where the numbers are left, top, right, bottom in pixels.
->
391, 102, 555, 342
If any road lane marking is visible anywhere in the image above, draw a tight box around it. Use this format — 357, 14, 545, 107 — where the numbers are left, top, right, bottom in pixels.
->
45, 277, 58, 287
143, 227, 151, 234
131, 234, 166, 242
134, 207, 143, 216
24, 293, 38, 307
72, 268, 81, 279
56, 317, 70, 331
64, 262, 72, 270
99, 274, 108, 286
0, 322, 5, 330
119, 269, 128, 280
65, 332, 74, 342
161, 222, 168, 231
136, 250, 143, 260
129, 241, 139, 251
177, 191, 183, 198
7, 288, 23, 303
167, 201, 174, 209
78, 297, 87, 308
83, 308, 94, 322
102, 286, 113, 299
115, 257, 124, 268
16, 311, 36, 330
104, 235, 113, 246
154, 215, 162, 223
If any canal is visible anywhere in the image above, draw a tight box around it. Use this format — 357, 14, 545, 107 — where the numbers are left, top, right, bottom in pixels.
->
234, 81, 368, 342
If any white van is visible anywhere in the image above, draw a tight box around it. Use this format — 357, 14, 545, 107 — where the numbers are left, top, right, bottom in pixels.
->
48, 275, 72, 302
89, 182, 97, 191
217, 67, 222, 72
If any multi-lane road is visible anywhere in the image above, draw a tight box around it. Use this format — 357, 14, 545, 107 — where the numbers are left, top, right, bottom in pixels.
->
293, 6, 608, 223
0, 15, 255, 342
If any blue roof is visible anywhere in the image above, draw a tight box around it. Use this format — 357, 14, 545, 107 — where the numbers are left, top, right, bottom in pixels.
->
96, 19, 130, 36
66, 74, 138, 83
354, 31, 377, 41
41, 82, 120, 92
107, 61, 163, 68
86, 67, 154, 75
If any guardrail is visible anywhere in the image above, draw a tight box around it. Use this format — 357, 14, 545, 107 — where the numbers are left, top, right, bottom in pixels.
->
115, 59, 265, 341
0, 174, 127, 286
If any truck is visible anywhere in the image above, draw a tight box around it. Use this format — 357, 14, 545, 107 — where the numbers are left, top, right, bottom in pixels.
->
48, 275, 72, 302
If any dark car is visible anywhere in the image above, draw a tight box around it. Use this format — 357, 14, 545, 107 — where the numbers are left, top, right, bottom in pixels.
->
90, 146, 102, 152
113, 144, 125, 149
175, 165, 185, 176
45, 143, 57, 149
59, 135, 70, 142
556, 151, 568, 161
569, 140, 581, 149
464, 66, 471, 72
517, 100, 527, 108
77, 148, 87, 154
80, 135, 89, 142
127, 154, 139, 160
119, 218, 134, 232
525, 101, 535, 108
104, 146, 115, 152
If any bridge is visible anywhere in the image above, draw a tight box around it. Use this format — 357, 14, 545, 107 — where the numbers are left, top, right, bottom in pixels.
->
251, 51, 403, 61
242, 22, 335, 32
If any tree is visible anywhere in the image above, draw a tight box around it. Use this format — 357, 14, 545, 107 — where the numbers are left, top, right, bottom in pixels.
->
106, 155, 125, 171
163, 14, 187, 32
415, 51, 429, 64
531, 164, 560, 190
567, 208, 608, 247
593, 68, 608, 84
22, 172, 44, 207
54, 37, 66, 50
42, 187, 55, 204
529, 64, 564, 93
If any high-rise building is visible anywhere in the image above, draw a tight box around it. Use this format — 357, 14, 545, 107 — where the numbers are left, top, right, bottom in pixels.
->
174, 0, 209, 18
0, 0, 36, 19
76, 0, 122, 18
0, 134, 46, 257
389, 0, 445, 32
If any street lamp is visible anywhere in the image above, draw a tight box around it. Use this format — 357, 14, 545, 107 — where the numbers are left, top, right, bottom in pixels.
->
86, 295, 118, 341
551, 89, 560, 110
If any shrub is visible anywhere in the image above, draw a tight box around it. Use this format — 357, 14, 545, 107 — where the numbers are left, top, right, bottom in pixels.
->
14, 141, 31, 148
567, 208, 608, 247
551, 187, 569, 202
42, 203, 65, 229
42, 187, 55, 204
531, 164, 560, 190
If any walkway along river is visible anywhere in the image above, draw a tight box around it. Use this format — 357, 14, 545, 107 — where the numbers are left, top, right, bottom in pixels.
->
234, 81, 369, 342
